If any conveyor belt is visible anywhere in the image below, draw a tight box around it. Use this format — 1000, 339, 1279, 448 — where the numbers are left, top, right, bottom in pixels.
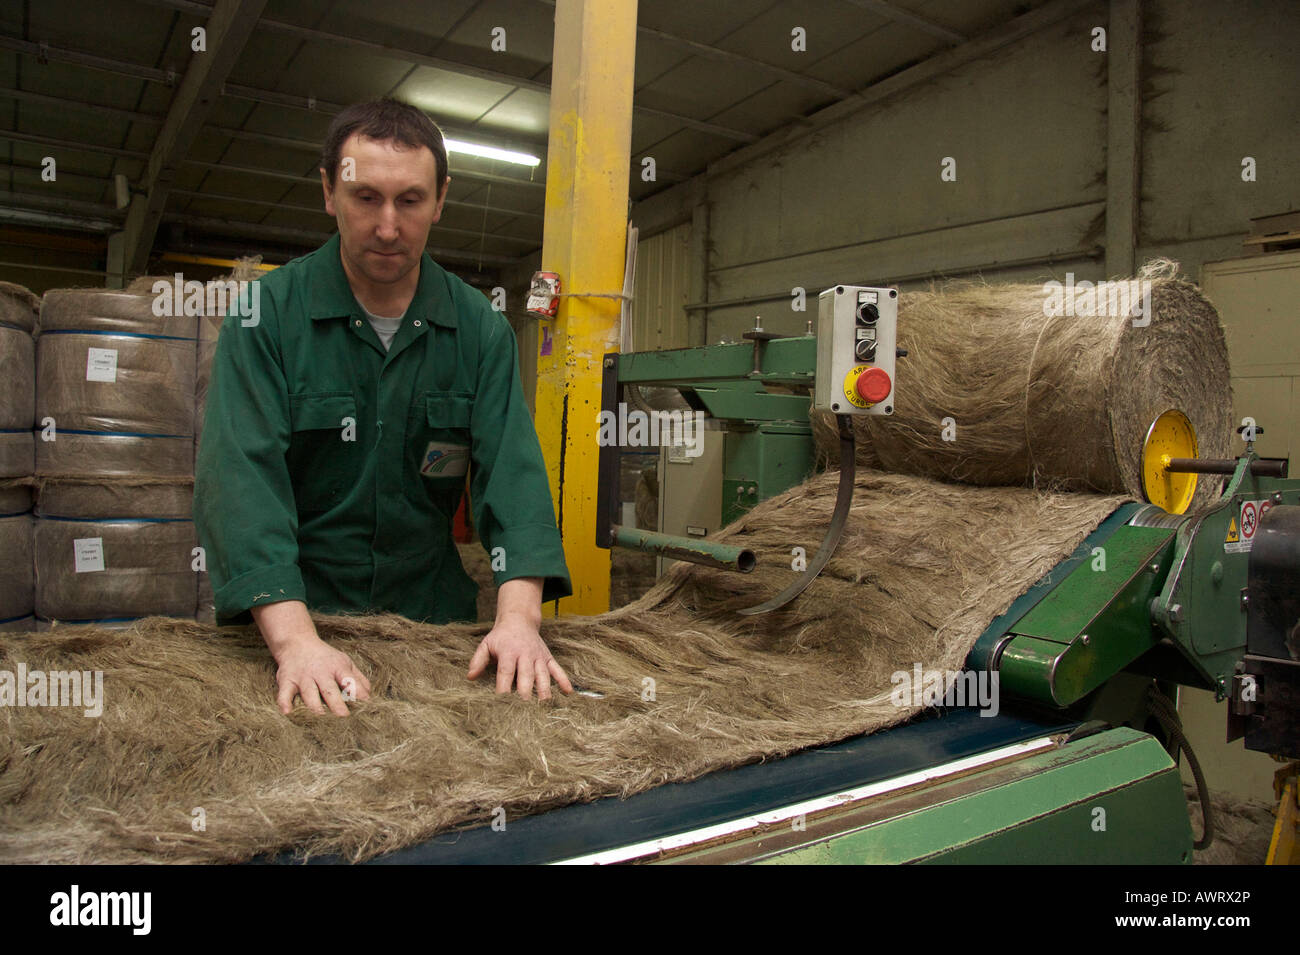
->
264, 706, 1075, 865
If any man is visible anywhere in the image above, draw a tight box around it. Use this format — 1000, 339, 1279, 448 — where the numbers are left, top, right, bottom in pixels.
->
195, 98, 573, 715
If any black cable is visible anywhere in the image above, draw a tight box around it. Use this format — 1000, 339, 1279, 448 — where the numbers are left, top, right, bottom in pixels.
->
1146, 684, 1215, 851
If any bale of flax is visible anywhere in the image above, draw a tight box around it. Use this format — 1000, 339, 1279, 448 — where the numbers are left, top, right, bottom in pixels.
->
816, 262, 1232, 508
0, 484, 35, 630
33, 480, 197, 623
0, 467, 1129, 863
36, 287, 198, 478
0, 282, 39, 479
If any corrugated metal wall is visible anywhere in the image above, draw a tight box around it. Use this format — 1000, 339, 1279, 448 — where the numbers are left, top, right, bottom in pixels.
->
630, 222, 691, 352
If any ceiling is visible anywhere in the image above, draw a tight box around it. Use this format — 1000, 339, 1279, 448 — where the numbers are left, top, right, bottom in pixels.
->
0, 0, 1045, 281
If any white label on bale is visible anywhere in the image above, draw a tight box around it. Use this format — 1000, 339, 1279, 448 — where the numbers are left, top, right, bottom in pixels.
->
85, 347, 118, 382
73, 537, 105, 573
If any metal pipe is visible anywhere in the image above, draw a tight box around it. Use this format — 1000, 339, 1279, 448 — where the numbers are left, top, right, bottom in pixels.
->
682, 246, 1104, 313
611, 525, 756, 573
1167, 458, 1289, 478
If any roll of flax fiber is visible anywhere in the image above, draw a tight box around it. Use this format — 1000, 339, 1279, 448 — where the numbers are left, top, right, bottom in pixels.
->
37, 287, 198, 478
35, 286, 200, 623
812, 260, 1232, 508
0, 283, 39, 630
0, 484, 35, 631
34, 480, 197, 623
0, 282, 39, 479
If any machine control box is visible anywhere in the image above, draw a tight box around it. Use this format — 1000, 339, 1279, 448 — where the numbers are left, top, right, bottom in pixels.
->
813, 285, 898, 414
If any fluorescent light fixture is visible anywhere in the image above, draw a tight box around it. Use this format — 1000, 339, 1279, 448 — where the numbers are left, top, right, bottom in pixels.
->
444, 138, 541, 167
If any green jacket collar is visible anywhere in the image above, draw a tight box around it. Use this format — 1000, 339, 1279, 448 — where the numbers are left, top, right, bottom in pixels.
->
307, 233, 457, 328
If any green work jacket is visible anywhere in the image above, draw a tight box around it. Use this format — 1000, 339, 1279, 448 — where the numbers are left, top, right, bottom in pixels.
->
194, 234, 572, 625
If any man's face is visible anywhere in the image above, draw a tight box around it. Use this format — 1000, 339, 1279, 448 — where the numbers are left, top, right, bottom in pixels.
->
321, 132, 450, 289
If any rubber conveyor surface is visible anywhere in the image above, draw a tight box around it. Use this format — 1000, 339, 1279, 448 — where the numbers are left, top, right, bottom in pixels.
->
266, 706, 1075, 865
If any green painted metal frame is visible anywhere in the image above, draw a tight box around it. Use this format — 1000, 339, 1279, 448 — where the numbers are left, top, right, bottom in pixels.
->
666, 727, 1190, 864
618, 337, 816, 387
722, 429, 817, 525
972, 458, 1300, 708
688, 382, 812, 423
610, 525, 754, 572
1151, 453, 1300, 695
618, 340, 818, 530
966, 502, 1142, 672
998, 525, 1177, 706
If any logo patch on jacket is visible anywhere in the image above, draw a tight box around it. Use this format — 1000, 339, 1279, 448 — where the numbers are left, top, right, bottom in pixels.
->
421, 442, 469, 478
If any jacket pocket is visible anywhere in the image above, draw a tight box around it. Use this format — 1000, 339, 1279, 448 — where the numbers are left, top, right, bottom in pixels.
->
416, 392, 473, 484
287, 392, 358, 511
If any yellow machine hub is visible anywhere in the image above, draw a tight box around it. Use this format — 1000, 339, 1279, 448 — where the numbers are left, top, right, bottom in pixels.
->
1141, 409, 1199, 514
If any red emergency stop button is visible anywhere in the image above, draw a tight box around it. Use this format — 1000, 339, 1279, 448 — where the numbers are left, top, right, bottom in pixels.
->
855, 366, 892, 404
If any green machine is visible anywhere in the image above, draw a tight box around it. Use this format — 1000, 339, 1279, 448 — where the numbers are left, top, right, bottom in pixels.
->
366, 292, 1299, 865
574, 296, 1299, 865
615, 326, 823, 528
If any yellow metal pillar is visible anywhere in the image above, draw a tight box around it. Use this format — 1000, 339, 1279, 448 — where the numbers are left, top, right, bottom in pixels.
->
535, 0, 637, 616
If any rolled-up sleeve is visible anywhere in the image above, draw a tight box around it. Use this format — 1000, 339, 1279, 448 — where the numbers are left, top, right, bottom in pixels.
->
194, 294, 305, 620
468, 309, 573, 604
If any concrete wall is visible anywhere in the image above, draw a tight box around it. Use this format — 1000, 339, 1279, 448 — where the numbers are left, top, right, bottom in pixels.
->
1138, 0, 1300, 273
632, 0, 1300, 346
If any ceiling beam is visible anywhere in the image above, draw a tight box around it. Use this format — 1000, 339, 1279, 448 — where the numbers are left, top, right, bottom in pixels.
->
0, 128, 147, 161
0, 191, 121, 232
118, 0, 269, 274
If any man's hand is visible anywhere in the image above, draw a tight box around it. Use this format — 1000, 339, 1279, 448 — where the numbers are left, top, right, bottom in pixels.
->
252, 600, 372, 716
467, 577, 572, 700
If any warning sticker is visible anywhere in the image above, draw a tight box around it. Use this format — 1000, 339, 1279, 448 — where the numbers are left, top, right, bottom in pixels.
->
1241, 501, 1259, 541
1225, 499, 1269, 554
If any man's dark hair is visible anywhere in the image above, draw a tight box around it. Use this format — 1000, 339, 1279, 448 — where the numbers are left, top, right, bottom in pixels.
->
320, 98, 449, 189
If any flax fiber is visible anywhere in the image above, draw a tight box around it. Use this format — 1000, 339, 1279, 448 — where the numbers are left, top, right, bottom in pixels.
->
0, 265, 1231, 862
0, 515, 33, 624
37, 288, 198, 479
0, 282, 38, 481
0, 469, 1127, 863
31, 481, 197, 623
812, 262, 1232, 508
